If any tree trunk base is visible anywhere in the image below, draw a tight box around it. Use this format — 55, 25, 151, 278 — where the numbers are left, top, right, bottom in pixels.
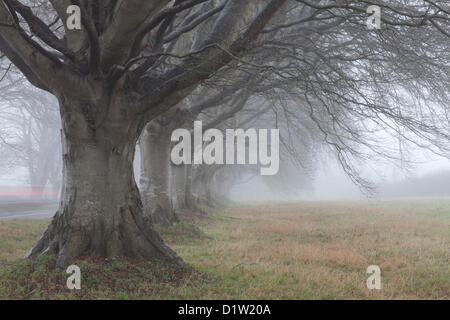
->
25, 203, 184, 268
151, 205, 179, 227
186, 198, 208, 216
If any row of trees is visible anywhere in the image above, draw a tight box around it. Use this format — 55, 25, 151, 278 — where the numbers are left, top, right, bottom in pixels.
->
0, 75, 318, 220
0, 77, 61, 195
0, 0, 448, 267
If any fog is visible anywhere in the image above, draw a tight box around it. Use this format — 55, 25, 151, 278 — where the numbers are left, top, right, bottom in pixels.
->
230, 148, 450, 201
1, 134, 450, 202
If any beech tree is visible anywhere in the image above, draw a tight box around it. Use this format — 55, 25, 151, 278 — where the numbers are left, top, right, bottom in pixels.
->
0, 0, 287, 267
139, 73, 263, 225
191, 100, 320, 205
0, 0, 448, 268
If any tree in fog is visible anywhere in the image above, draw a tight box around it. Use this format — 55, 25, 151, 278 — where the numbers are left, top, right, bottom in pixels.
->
137, 4, 263, 225
197, 100, 321, 203
0, 80, 61, 195
0, 0, 449, 267
140, 72, 267, 224
0, 0, 284, 267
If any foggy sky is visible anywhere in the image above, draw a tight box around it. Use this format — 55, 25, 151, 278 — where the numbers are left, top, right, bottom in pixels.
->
1, 130, 449, 201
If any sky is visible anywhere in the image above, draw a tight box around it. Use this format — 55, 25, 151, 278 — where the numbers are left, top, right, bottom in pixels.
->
230, 147, 450, 201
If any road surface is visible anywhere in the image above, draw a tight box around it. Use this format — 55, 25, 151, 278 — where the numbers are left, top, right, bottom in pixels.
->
0, 209, 55, 220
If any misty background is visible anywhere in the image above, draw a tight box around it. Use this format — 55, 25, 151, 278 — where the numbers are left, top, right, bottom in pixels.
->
2, 113, 449, 202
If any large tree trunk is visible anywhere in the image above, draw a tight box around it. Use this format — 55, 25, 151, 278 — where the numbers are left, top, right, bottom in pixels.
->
173, 164, 206, 215
185, 165, 209, 214
26, 105, 182, 268
192, 167, 208, 206
139, 122, 178, 226
205, 171, 220, 208
185, 164, 200, 211
191, 166, 231, 208
195, 167, 221, 208
170, 163, 188, 212
209, 169, 232, 207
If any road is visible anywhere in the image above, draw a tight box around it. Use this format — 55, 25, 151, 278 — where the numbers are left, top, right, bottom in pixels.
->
0, 208, 55, 220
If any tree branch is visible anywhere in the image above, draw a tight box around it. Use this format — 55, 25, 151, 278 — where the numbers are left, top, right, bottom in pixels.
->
135, 0, 288, 119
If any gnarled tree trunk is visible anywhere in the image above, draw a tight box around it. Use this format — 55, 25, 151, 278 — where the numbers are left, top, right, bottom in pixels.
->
26, 102, 182, 268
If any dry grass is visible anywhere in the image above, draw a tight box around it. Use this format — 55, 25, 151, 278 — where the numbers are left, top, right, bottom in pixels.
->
175, 199, 450, 299
0, 198, 449, 299
0, 219, 49, 263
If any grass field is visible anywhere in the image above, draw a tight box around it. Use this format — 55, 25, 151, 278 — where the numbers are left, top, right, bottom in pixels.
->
0, 198, 449, 299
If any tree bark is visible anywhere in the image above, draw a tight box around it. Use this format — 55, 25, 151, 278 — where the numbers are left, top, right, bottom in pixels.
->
184, 165, 209, 214
192, 167, 208, 205
176, 164, 205, 214
209, 169, 232, 206
197, 167, 221, 208
26, 103, 182, 268
139, 122, 178, 226
170, 163, 188, 212
192, 166, 231, 208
